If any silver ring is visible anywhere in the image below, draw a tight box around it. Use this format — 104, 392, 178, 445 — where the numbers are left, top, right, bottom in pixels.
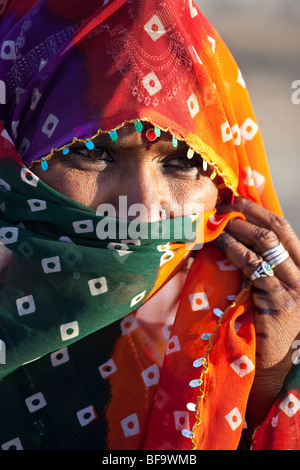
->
250, 261, 274, 281
262, 243, 285, 259
262, 243, 289, 268
267, 250, 289, 268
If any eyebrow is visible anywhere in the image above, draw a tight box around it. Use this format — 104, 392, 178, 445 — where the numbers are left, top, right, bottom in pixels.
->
93, 133, 136, 150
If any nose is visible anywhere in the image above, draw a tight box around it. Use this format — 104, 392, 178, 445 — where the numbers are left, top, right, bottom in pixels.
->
118, 163, 166, 222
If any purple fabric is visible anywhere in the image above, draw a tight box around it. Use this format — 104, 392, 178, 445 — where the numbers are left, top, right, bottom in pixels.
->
0, 0, 104, 165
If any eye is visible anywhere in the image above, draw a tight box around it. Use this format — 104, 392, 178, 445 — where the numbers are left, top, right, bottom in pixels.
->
162, 154, 203, 171
70, 147, 110, 161
68, 147, 113, 165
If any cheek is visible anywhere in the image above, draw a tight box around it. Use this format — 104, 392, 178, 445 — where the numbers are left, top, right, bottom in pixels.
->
171, 178, 218, 213
65, 172, 100, 207
33, 163, 100, 208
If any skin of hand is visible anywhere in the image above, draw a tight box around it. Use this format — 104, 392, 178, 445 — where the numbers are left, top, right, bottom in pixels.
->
214, 197, 300, 427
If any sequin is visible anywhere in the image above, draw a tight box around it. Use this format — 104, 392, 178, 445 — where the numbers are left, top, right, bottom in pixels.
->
189, 378, 203, 388
271, 416, 279, 428
186, 402, 196, 411
41, 158, 48, 171
210, 169, 217, 180
85, 140, 95, 150
109, 130, 118, 141
154, 127, 161, 137
213, 308, 223, 318
181, 429, 194, 438
172, 136, 178, 147
187, 148, 194, 159
134, 120, 143, 132
62, 147, 69, 155
193, 357, 206, 368
226, 295, 236, 301
202, 333, 211, 340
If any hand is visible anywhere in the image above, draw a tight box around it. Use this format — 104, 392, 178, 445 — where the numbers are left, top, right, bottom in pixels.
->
214, 197, 300, 426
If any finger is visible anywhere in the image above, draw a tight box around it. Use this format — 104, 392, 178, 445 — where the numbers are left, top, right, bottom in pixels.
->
214, 231, 284, 289
251, 287, 285, 316
217, 197, 300, 266
225, 218, 299, 285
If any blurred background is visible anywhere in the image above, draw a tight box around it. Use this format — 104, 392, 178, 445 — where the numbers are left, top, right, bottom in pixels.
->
195, 0, 300, 235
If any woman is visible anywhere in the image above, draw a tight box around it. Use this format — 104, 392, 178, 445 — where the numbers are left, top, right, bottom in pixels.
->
0, 0, 299, 450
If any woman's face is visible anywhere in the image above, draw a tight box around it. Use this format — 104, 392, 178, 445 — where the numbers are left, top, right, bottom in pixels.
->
32, 124, 219, 220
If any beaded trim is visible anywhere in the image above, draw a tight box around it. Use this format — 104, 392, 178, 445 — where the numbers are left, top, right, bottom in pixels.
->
190, 282, 252, 450
28, 117, 240, 196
